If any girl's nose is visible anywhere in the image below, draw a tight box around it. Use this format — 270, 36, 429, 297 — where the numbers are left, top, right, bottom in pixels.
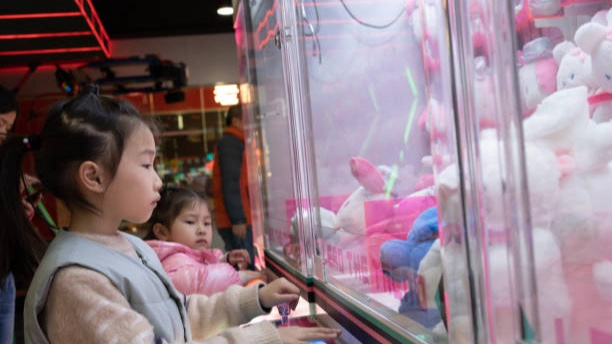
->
197, 224, 207, 234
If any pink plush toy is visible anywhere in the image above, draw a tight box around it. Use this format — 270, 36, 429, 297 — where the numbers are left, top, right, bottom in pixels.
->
518, 37, 559, 116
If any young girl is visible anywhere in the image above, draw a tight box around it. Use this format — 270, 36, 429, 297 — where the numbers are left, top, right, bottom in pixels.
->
146, 186, 265, 296
0, 86, 341, 343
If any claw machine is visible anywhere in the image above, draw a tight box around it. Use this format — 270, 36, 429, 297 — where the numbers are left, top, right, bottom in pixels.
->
437, 0, 612, 343
233, 0, 556, 342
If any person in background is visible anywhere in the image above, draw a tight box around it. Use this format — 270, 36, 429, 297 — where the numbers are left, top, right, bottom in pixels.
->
0, 84, 47, 344
0, 86, 340, 343
146, 186, 266, 296
212, 104, 256, 270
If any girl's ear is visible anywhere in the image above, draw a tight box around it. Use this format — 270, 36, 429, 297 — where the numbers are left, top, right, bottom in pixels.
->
78, 161, 107, 193
152, 223, 171, 241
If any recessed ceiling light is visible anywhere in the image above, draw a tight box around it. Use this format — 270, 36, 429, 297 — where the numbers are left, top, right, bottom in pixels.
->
217, 6, 233, 16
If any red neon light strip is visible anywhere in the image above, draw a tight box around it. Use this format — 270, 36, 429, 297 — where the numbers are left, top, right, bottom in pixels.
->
257, 22, 279, 50
255, 0, 278, 50
84, 0, 111, 51
0, 63, 85, 73
0, 32, 92, 40
74, 0, 112, 58
0, 47, 101, 56
0, 12, 82, 20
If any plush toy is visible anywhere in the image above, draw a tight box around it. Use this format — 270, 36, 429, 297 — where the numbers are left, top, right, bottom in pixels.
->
379, 206, 442, 328
409, 0, 442, 72
575, 18, 612, 123
528, 0, 562, 17
333, 157, 397, 239
520, 81, 612, 342
518, 37, 559, 115
285, 206, 338, 266
553, 41, 595, 91
427, 127, 572, 341
522, 86, 591, 155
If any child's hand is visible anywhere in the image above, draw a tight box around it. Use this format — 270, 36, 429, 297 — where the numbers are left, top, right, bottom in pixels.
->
227, 249, 250, 269
258, 277, 300, 310
277, 326, 341, 344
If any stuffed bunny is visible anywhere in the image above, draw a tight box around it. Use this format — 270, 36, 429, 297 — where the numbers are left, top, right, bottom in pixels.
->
575, 18, 612, 123
333, 157, 397, 239
553, 41, 595, 91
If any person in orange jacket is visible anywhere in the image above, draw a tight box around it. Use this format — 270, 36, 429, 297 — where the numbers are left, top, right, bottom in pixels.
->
212, 104, 255, 270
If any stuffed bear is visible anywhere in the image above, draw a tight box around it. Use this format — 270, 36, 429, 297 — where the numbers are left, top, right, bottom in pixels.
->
379, 206, 442, 328
575, 18, 612, 123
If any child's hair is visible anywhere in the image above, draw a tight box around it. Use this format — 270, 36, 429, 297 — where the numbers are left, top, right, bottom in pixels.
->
0, 85, 154, 284
145, 186, 212, 240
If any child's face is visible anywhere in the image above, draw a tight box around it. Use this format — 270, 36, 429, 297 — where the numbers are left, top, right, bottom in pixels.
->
104, 124, 163, 224
168, 200, 213, 251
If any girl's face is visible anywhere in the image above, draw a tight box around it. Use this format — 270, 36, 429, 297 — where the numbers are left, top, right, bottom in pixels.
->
168, 200, 213, 251
104, 124, 162, 224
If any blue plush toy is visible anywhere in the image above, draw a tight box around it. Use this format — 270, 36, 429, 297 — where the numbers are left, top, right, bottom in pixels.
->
379, 206, 441, 328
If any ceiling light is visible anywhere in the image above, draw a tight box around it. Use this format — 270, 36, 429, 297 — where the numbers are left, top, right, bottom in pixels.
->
214, 84, 239, 106
217, 0, 233, 16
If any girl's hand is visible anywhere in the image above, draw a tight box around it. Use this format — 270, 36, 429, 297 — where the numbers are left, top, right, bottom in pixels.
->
258, 277, 300, 310
277, 327, 342, 344
227, 249, 250, 269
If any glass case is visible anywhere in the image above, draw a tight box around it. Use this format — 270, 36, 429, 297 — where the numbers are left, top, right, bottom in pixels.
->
238, 0, 467, 342
237, 0, 612, 343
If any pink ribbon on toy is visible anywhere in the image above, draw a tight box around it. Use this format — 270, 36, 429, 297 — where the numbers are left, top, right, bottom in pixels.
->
588, 92, 612, 107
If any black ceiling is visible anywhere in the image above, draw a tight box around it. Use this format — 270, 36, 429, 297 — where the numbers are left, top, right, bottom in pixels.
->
0, 0, 235, 68
90, 0, 235, 39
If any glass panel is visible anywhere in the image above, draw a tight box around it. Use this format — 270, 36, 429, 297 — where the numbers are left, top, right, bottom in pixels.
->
239, 0, 307, 273
511, 1, 612, 343
268, 0, 475, 341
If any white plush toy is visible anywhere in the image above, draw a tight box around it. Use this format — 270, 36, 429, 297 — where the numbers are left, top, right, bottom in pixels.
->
427, 128, 572, 342
553, 41, 595, 92
333, 157, 398, 245
521, 85, 612, 342
522, 86, 591, 155
575, 19, 612, 123
528, 0, 561, 17
518, 37, 559, 115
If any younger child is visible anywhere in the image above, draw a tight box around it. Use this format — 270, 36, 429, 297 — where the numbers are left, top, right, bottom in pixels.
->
147, 186, 265, 295
0, 86, 341, 343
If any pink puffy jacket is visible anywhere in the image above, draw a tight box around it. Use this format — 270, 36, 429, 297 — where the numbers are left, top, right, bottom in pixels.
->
146, 240, 242, 296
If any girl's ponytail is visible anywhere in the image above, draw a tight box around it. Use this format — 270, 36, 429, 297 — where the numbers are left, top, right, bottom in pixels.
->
0, 134, 47, 285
